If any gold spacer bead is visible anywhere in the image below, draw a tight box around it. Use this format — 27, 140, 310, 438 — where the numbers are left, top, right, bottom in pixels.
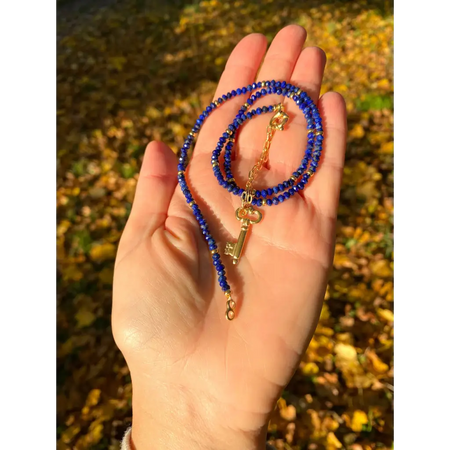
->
227, 178, 235, 183
211, 249, 219, 255
212, 162, 219, 167
261, 81, 266, 87
226, 129, 233, 135
315, 130, 323, 136
178, 170, 184, 175
243, 102, 249, 109
290, 176, 296, 181
262, 199, 267, 206
189, 200, 196, 207
225, 290, 232, 299
307, 170, 315, 177
189, 131, 196, 137
214, 100, 219, 106
229, 138, 235, 143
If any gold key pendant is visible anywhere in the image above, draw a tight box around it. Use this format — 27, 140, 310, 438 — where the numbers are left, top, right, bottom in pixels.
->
225, 206, 262, 264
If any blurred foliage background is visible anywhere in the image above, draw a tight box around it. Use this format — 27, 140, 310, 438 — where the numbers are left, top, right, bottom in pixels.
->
57, 0, 393, 449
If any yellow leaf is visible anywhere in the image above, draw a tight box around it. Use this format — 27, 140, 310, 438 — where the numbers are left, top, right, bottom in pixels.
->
380, 141, 393, 154
63, 264, 84, 282
326, 431, 343, 449
75, 308, 96, 328
85, 389, 101, 407
349, 123, 365, 139
61, 425, 81, 444
90, 242, 116, 262
334, 343, 357, 363
302, 362, 320, 376
377, 308, 394, 323
366, 350, 389, 374
280, 404, 297, 421
370, 259, 393, 278
351, 410, 369, 432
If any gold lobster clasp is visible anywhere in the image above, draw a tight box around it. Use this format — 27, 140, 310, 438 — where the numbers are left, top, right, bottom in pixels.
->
269, 104, 289, 131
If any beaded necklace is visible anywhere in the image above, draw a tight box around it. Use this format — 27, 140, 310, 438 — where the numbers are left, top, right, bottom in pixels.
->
176, 80, 323, 321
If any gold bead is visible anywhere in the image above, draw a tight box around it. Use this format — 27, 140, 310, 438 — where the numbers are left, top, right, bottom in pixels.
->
178, 170, 184, 175
315, 130, 323, 136
243, 102, 249, 109
290, 176, 296, 181
189, 131, 196, 137
212, 162, 219, 167
307, 170, 315, 177
214, 100, 219, 106
262, 199, 267, 206
261, 81, 266, 87
227, 178, 235, 183
211, 249, 219, 255
226, 129, 233, 135
225, 290, 232, 299
189, 200, 196, 207
229, 138, 235, 143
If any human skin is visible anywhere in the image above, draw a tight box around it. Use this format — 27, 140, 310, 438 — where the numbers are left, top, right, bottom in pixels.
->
112, 24, 347, 450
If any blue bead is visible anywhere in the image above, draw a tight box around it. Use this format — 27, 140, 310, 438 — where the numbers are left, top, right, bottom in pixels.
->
278, 195, 285, 203
209, 242, 217, 250
252, 82, 257, 89
256, 107, 262, 115
236, 88, 242, 95
273, 197, 279, 205
273, 186, 279, 194
281, 81, 286, 88
261, 89, 267, 95
256, 198, 262, 207
262, 106, 268, 113
255, 190, 261, 197
216, 263, 225, 272
242, 87, 247, 93
231, 90, 237, 96
275, 81, 281, 88
266, 199, 273, 206
257, 81, 262, 87
261, 190, 267, 198
267, 188, 273, 195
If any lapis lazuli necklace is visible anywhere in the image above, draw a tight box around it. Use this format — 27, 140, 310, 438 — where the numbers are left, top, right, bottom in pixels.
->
177, 80, 323, 321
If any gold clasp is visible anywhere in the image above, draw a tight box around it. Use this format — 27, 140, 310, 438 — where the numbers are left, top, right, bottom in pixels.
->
269, 104, 289, 131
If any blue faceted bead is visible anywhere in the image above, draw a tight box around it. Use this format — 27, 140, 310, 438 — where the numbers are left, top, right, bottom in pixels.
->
261, 190, 267, 198
256, 107, 262, 115
273, 197, 279, 205
236, 88, 242, 95
266, 198, 273, 206
273, 186, 279, 194
267, 188, 273, 195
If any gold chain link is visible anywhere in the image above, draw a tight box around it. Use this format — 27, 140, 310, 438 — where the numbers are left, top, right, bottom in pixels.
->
241, 104, 289, 209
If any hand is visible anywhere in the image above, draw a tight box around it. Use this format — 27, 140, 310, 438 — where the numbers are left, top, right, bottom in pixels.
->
112, 25, 347, 450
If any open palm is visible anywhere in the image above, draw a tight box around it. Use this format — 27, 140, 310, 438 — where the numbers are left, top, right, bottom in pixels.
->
113, 25, 347, 450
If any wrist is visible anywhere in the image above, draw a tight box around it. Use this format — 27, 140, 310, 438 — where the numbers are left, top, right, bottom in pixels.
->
130, 381, 267, 450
